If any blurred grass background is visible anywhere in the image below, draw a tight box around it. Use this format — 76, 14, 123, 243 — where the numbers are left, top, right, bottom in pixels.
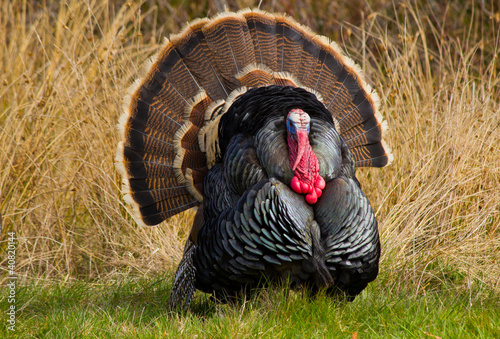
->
1, 0, 499, 301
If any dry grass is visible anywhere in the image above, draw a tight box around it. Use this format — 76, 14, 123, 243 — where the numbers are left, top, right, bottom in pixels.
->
1, 0, 499, 296
0, 0, 194, 281
352, 1, 500, 294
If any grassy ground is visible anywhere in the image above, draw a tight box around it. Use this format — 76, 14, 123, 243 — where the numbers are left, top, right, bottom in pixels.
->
1, 0, 499, 337
1, 276, 499, 338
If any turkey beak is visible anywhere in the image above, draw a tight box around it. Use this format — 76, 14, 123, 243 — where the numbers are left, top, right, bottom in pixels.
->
291, 127, 309, 171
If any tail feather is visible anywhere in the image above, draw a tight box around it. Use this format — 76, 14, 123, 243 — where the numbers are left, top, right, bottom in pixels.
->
140, 199, 198, 226
155, 42, 202, 103
171, 19, 228, 100
243, 10, 277, 71
124, 126, 175, 158
184, 91, 213, 127
276, 16, 304, 73
352, 141, 394, 167
126, 178, 180, 192
124, 151, 175, 178
116, 9, 393, 227
130, 186, 191, 207
345, 122, 387, 148
296, 35, 321, 88
144, 65, 189, 122
313, 51, 344, 103
236, 64, 275, 88
273, 72, 300, 87
202, 13, 256, 92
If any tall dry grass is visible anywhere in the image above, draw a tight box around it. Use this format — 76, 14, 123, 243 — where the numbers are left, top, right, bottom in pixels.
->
1, 0, 499, 295
0, 0, 195, 282
353, 2, 500, 294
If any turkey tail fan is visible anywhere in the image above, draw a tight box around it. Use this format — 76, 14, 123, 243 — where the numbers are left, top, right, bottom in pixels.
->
116, 8, 392, 227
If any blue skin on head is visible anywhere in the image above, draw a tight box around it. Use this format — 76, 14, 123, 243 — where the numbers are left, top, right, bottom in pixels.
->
286, 111, 310, 137
286, 117, 295, 135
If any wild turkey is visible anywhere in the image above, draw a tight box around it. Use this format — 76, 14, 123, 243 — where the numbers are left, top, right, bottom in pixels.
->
116, 9, 392, 310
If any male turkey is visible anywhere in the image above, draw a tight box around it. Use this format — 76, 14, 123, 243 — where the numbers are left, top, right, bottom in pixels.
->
116, 9, 392, 310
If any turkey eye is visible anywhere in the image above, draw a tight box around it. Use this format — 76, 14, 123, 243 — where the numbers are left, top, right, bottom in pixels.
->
286, 118, 296, 136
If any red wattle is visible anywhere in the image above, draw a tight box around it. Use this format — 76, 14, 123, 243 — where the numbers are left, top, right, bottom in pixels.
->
290, 176, 302, 194
291, 130, 309, 171
305, 189, 318, 204
315, 176, 326, 190
315, 187, 322, 198
301, 182, 311, 194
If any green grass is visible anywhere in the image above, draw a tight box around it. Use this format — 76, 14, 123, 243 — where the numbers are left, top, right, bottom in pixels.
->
1, 276, 499, 338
